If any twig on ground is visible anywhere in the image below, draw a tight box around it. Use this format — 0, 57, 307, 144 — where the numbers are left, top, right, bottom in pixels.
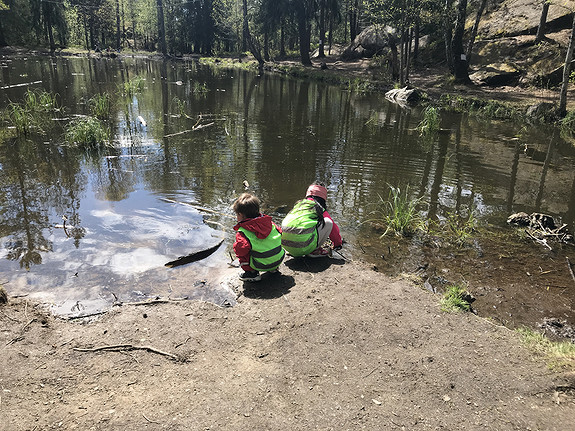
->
566, 257, 575, 286
73, 344, 180, 361
142, 413, 161, 424
5, 318, 35, 346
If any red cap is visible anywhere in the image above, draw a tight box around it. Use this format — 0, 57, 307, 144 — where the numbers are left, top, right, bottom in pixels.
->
306, 184, 327, 201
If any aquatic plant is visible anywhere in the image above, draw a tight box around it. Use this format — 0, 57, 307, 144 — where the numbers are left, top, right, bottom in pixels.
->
443, 210, 476, 245
88, 93, 113, 120
374, 185, 426, 237
416, 106, 440, 137
192, 81, 208, 94
347, 78, 372, 94
23, 89, 59, 112
2, 89, 60, 136
440, 283, 472, 312
65, 116, 111, 149
5, 103, 34, 136
516, 327, 575, 370
121, 75, 145, 95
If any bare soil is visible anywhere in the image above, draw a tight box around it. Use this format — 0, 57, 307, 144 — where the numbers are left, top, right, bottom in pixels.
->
2, 258, 575, 430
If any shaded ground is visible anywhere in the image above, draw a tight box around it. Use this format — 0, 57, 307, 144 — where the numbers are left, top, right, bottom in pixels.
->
1, 258, 575, 430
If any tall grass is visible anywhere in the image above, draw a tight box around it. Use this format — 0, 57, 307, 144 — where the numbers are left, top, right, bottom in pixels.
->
375, 185, 426, 237
416, 106, 440, 137
2, 89, 60, 136
65, 117, 111, 149
88, 93, 112, 120
121, 76, 145, 95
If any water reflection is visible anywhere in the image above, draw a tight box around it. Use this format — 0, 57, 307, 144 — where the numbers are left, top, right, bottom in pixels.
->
0, 56, 574, 327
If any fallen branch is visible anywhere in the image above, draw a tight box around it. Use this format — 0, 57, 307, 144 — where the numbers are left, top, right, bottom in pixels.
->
1, 80, 42, 89
119, 297, 188, 306
73, 344, 180, 361
160, 198, 234, 218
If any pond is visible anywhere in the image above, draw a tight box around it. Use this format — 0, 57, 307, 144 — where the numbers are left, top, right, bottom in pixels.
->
1, 55, 574, 334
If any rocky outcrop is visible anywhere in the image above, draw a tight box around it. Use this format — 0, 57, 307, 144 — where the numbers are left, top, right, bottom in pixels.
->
469, 63, 522, 86
477, 0, 575, 39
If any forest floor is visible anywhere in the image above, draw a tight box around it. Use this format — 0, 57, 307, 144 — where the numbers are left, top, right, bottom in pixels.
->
2, 47, 575, 430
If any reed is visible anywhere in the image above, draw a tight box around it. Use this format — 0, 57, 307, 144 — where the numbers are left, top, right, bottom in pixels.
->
416, 106, 440, 136
376, 185, 426, 237
5, 103, 33, 136
65, 117, 111, 149
88, 93, 112, 120
122, 76, 145, 95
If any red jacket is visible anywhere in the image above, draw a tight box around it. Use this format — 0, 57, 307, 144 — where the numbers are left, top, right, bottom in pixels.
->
233, 214, 282, 271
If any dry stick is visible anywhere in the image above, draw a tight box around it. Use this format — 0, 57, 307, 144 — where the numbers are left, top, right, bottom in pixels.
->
5, 318, 35, 346
525, 229, 552, 250
142, 413, 161, 424
160, 198, 235, 218
566, 257, 575, 286
73, 344, 179, 361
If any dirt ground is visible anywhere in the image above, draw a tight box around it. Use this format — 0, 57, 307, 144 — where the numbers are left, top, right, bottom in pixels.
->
1, 257, 575, 430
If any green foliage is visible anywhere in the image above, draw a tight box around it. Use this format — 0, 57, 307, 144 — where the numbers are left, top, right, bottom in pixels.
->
440, 284, 472, 312
439, 94, 523, 121
374, 185, 426, 237
347, 78, 372, 94
65, 117, 111, 149
88, 93, 113, 120
2, 90, 60, 136
121, 76, 146, 96
416, 106, 440, 137
443, 211, 476, 245
560, 110, 575, 136
516, 327, 575, 370
192, 82, 209, 94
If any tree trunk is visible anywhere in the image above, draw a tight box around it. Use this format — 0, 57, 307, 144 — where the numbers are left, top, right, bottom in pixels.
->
444, 0, 454, 73
413, 18, 420, 68
559, 13, 575, 116
451, 0, 470, 83
115, 0, 121, 50
243, 0, 264, 66
297, 8, 312, 66
535, 1, 550, 43
466, 0, 487, 63
156, 0, 167, 55
280, 22, 286, 58
399, 30, 405, 86
318, 0, 326, 58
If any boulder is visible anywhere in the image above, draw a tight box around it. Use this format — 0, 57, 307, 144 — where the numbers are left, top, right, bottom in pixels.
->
469, 63, 522, 86
341, 25, 398, 60
385, 87, 421, 106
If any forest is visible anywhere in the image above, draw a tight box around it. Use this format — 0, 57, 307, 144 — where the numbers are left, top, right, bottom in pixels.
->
0, 0, 525, 79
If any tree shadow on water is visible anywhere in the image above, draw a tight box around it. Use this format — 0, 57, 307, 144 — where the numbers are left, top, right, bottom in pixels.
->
242, 272, 296, 299
283, 256, 346, 273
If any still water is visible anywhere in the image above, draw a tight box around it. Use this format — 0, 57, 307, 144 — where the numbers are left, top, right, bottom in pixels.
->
1, 55, 574, 329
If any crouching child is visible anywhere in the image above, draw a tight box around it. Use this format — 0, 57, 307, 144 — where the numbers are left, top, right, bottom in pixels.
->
233, 193, 285, 282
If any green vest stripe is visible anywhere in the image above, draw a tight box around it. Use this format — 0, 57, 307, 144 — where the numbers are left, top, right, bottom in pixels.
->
281, 235, 317, 249
238, 225, 284, 272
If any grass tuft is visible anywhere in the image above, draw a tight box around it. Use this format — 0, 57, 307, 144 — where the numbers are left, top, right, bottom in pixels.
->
440, 283, 472, 312
416, 106, 441, 137
373, 185, 426, 237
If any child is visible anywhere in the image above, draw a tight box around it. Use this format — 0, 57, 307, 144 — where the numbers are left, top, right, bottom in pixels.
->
233, 193, 285, 282
281, 181, 343, 257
